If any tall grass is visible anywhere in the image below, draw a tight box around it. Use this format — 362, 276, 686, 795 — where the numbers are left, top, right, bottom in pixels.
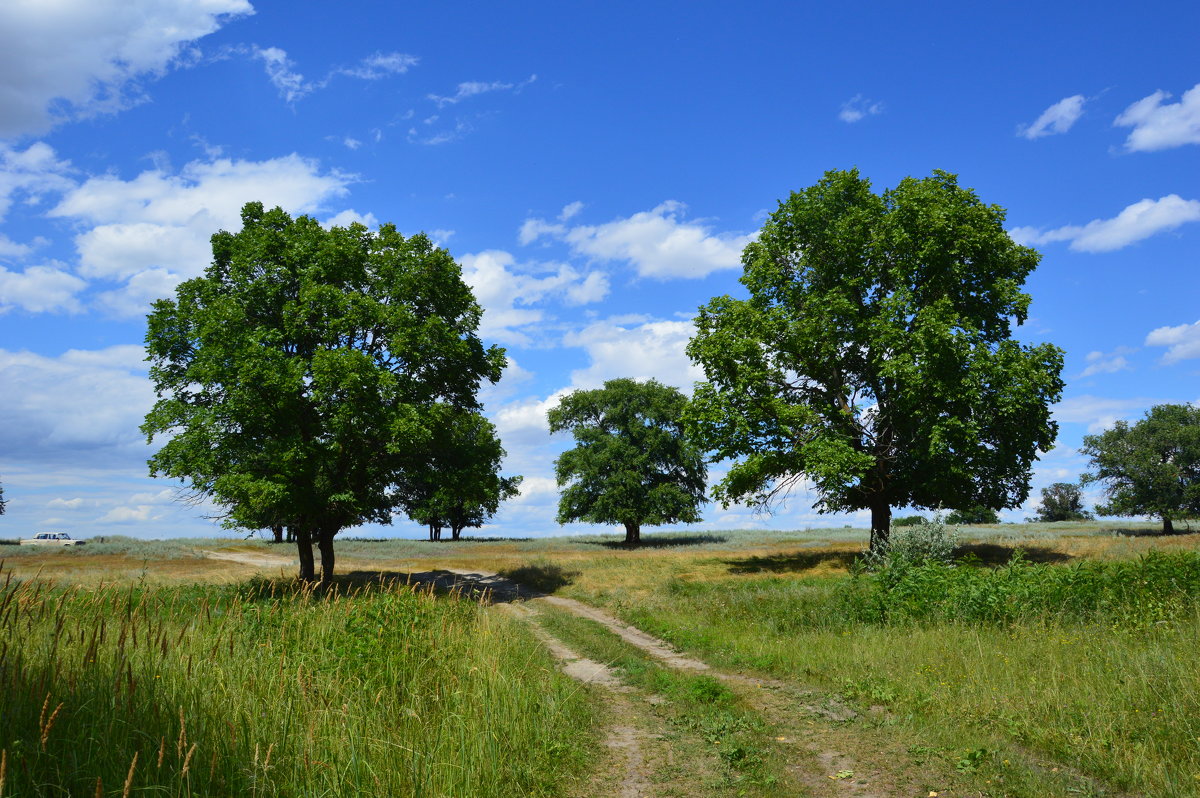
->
590, 551, 1200, 797
0, 570, 594, 797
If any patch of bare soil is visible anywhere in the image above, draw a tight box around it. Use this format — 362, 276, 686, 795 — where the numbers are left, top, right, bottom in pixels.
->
199, 549, 294, 568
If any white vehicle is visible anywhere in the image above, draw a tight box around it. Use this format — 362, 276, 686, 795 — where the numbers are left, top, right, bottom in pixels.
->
19, 532, 85, 546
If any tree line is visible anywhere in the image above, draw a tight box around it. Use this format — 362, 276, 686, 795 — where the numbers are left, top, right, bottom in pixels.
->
135, 171, 1199, 581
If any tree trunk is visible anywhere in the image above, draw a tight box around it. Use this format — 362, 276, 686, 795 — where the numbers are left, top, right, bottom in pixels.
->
623, 521, 641, 546
451, 524, 463, 541
285, 526, 295, 543
271, 525, 283, 544
869, 502, 891, 553
295, 525, 316, 582
1163, 515, 1175, 535
317, 527, 336, 583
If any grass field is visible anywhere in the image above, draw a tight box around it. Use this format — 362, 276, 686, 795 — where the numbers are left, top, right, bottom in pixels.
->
3, 520, 1198, 797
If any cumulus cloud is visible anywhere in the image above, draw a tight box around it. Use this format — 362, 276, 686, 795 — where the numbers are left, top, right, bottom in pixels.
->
49, 153, 354, 315
1079, 347, 1135, 377
1115, 83, 1200, 152
1018, 94, 1086, 139
428, 74, 536, 108
562, 317, 702, 391
1145, 320, 1200, 364
0, 345, 155, 467
1009, 195, 1200, 253
459, 250, 609, 346
522, 201, 753, 279
0, 0, 252, 137
0, 141, 74, 222
839, 94, 884, 123
0, 264, 86, 314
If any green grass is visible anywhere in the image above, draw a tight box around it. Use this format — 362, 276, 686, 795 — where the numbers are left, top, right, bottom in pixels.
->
536, 606, 784, 796
0, 571, 595, 797
577, 552, 1200, 797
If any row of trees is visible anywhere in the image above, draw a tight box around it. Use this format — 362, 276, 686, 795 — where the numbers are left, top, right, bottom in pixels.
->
143, 171, 1196, 580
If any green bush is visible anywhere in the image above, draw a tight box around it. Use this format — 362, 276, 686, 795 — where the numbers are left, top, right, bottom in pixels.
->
891, 514, 928, 527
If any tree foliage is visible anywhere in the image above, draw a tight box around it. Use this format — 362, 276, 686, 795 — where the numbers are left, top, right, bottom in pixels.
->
1081, 403, 1200, 533
548, 378, 706, 545
142, 202, 504, 580
395, 409, 522, 541
686, 169, 1064, 551
1034, 483, 1092, 522
945, 505, 1000, 525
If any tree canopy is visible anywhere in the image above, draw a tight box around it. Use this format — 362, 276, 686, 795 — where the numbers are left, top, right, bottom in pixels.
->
1034, 483, 1092, 522
548, 378, 706, 545
1081, 403, 1200, 533
142, 202, 505, 580
686, 168, 1064, 551
395, 408, 522, 541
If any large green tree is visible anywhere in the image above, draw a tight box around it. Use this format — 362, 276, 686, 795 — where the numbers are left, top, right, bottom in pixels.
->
395, 408, 522, 541
686, 169, 1064, 551
1034, 482, 1092, 522
548, 378, 706, 545
1081, 403, 1200, 533
143, 202, 504, 580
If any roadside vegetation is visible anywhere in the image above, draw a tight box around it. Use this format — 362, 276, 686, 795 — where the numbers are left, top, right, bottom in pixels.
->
0, 568, 594, 797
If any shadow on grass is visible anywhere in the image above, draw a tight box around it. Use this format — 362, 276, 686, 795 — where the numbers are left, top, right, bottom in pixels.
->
723, 550, 861, 574
1103, 526, 1197, 538
954, 542, 1072, 565
498, 563, 579, 594
590, 534, 729, 550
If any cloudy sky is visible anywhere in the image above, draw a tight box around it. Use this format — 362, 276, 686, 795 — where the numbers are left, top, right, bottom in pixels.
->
1, 0, 1197, 539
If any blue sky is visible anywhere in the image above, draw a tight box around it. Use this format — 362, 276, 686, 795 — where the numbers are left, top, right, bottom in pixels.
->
0, 0, 1197, 539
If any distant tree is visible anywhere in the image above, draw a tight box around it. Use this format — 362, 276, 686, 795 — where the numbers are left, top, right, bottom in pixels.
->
685, 168, 1064, 552
396, 409, 522, 541
891, 515, 928, 527
548, 378, 706, 545
945, 505, 1000, 525
1081, 403, 1200, 534
143, 202, 504, 581
1035, 483, 1092, 522
0, 477, 5, 515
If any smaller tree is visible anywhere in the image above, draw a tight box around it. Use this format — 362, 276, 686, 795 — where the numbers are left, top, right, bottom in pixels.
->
945, 505, 1000, 525
396, 410, 521, 541
1081, 403, 1200, 533
548, 378, 706, 545
1035, 482, 1092, 522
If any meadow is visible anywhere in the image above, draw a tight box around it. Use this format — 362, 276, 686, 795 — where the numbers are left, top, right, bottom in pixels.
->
2, 520, 1198, 797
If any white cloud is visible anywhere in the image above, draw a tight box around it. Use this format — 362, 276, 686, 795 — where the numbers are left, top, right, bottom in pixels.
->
343, 137, 361, 150
0, 0, 252, 137
428, 74, 537, 108
524, 201, 752, 279
253, 46, 310, 103
1018, 94, 1086, 139
333, 52, 419, 81
563, 318, 702, 391
49, 153, 354, 315
0, 141, 75, 221
459, 250, 609, 346
0, 345, 155, 467
100, 505, 164, 523
0, 264, 86, 314
1079, 347, 1134, 377
1115, 83, 1200, 152
1009, 195, 1200, 253
323, 208, 379, 229
558, 201, 584, 222
1145, 320, 1200, 364
48, 497, 85, 509
1053, 395, 1154, 433
839, 94, 884, 123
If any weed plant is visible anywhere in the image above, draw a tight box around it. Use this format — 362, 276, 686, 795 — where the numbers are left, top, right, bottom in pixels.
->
0, 570, 593, 797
